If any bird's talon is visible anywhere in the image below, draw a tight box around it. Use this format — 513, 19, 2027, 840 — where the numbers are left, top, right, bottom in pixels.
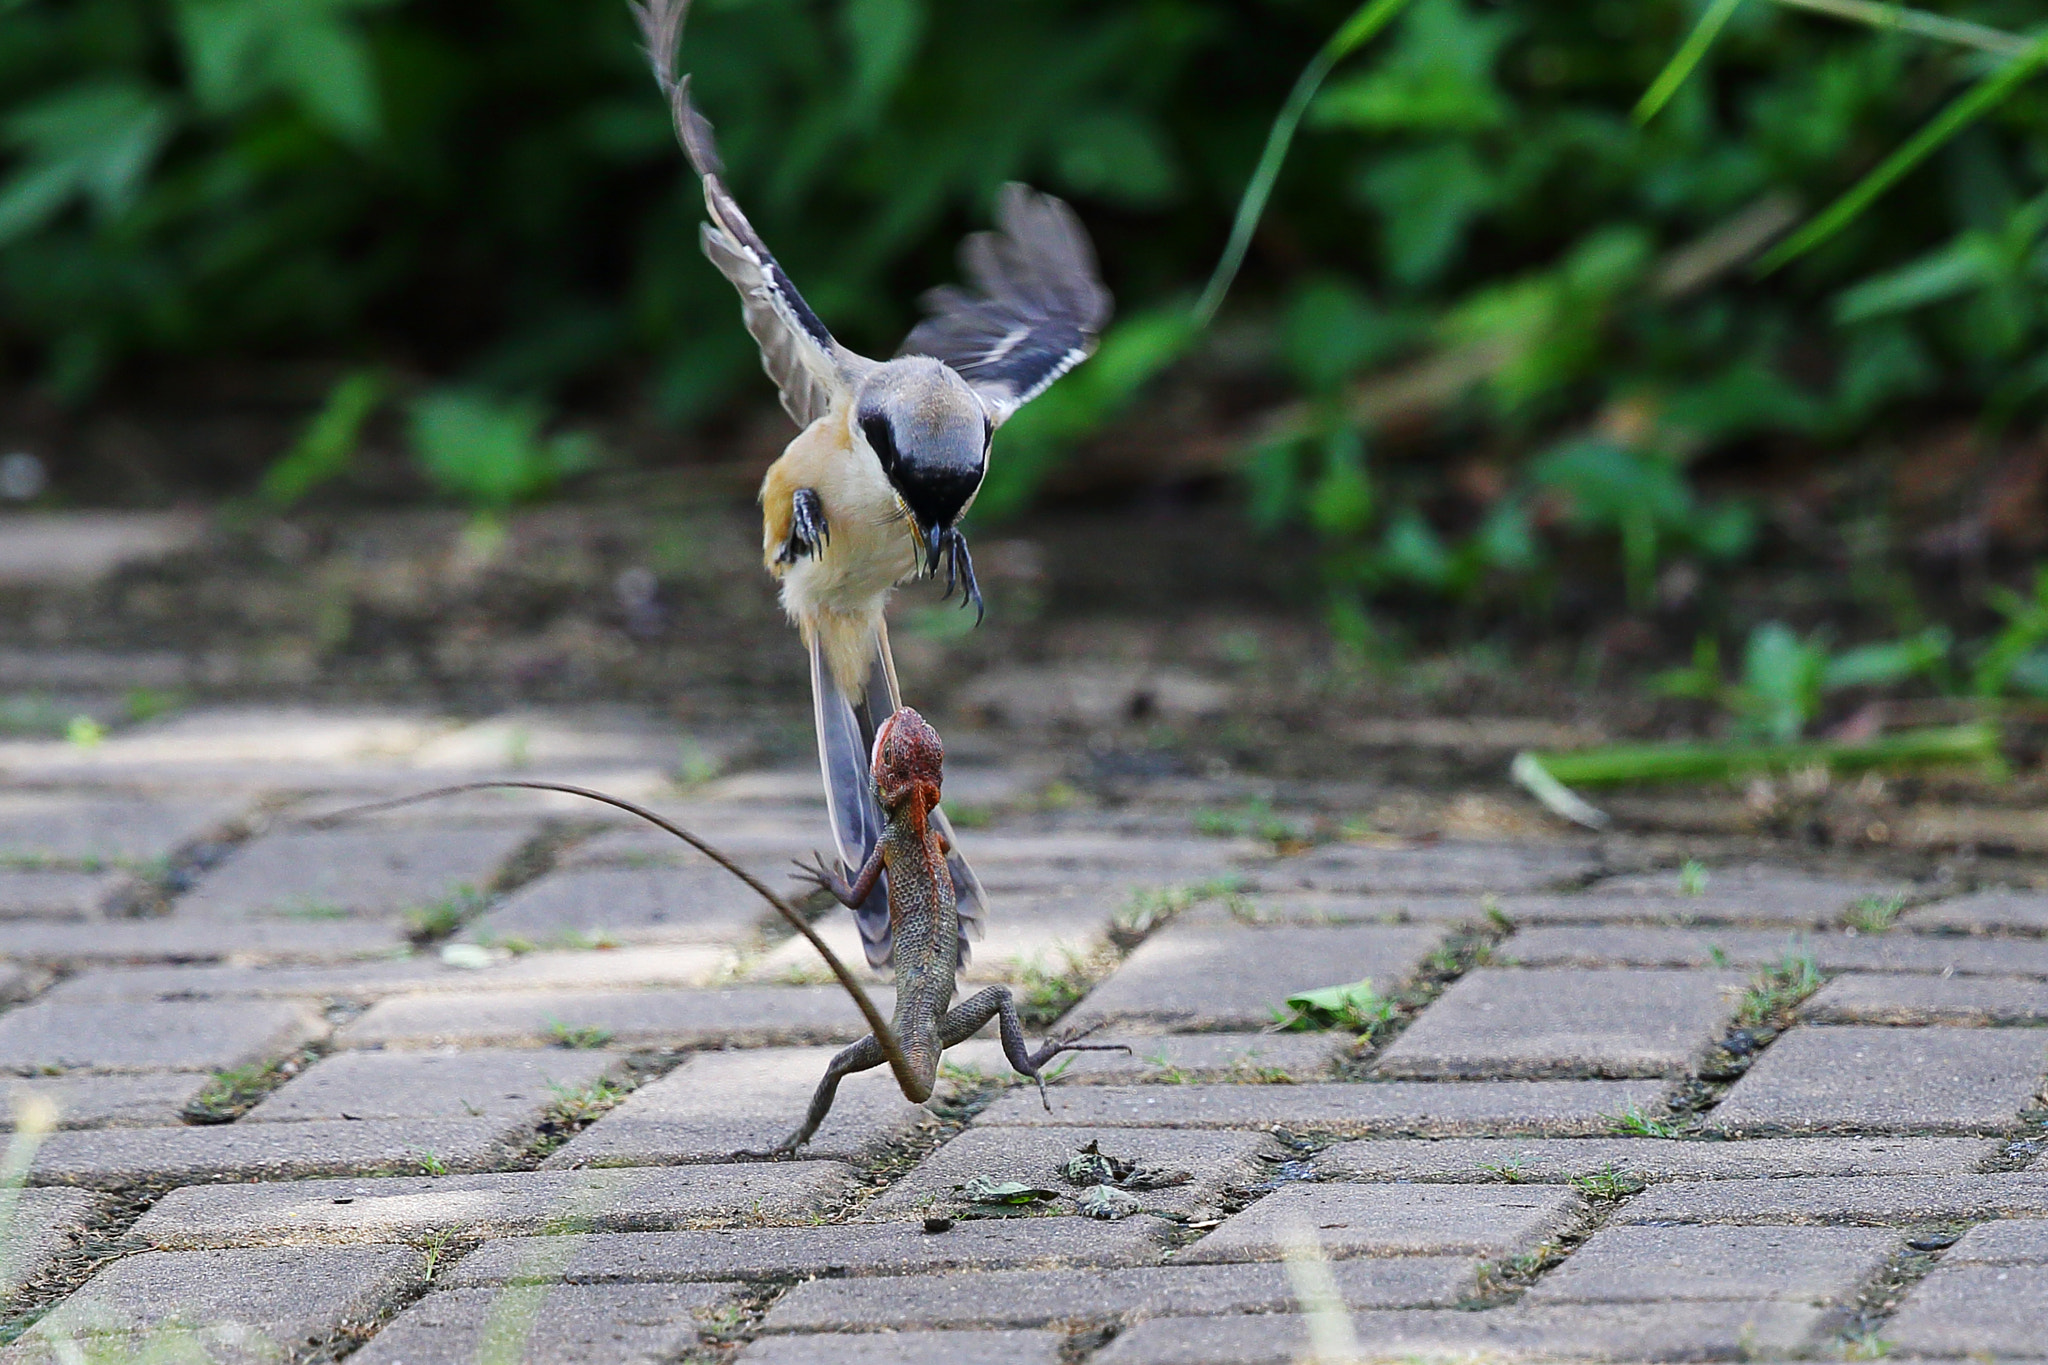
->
779, 488, 829, 565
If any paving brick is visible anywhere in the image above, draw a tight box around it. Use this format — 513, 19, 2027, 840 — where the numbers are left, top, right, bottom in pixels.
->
0, 998, 322, 1074
975, 1079, 1669, 1134
38, 945, 729, 1003
0, 870, 130, 920
465, 866, 771, 949
1616, 1173, 2048, 1224
1590, 863, 1911, 919
1802, 972, 2048, 1025
1181, 1182, 1583, 1263
1705, 1026, 2048, 1135
1314, 1135, 1998, 1182
1945, 1217, 2048, 1263
946, 833, 1252, 895
1503, 924, 2048, 976
339, 984, 890, 1050
0, 916, 412, 965
1070, 923, 1449, 1033
28, 1118, 521, 1188
1174, 893, 1495, 929
177, 823, 536, 921
0, 963, 41, 1005
1, 1188, 97, 1297
1887, 1262, 2048, 1356
760, 1259, 1479, 1332
1906, 888, 2048, 934
1373, 968, 1745, 1079
441, 1217, 1170, 1287
1090, 1301, 1824, 1364
562, 816, 817, 869
350, 1282, 733, 1365
0, 792, 246, 867
1249, 840, 1598, 895
15, 1246, 424, 1356
1480, 892, 1840, 928
735, 1329, 1061, 1365
864, 1126, 1271, 1221
1525, 1224, 1898, 1305
950, 1032, 1346, 1087
545, 1046, 928, 1167
751, 890, 1116, 985
2, 1073, 209, 1128
129, 1163, 856, 1248
244, 1047, 628, 1123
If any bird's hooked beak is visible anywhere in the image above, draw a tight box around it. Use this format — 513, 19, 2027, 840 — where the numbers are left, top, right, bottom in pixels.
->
919, 519, 947, 577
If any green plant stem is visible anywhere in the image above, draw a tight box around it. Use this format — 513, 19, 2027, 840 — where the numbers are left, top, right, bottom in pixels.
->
1769, 0, 2032, 58
1635, 0, 1749, 125
1759, 32, 2048, 272
1517, 722, 1999, 788
1191, 0, 1415, 327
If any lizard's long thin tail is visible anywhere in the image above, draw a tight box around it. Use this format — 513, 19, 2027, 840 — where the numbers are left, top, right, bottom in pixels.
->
303, 780, 921, 1100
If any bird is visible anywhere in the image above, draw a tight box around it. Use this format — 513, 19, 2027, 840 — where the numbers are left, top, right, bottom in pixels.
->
631, 0, 1112, 968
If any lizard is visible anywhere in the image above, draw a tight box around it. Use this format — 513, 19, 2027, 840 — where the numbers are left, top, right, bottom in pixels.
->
772, 705, 1125, 1152
307, 705, 1122, 1153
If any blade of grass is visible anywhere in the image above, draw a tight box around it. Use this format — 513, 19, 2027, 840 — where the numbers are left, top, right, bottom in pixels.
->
1758, 33, 2048, 273
1768, 0, 2031, 59
1513, 722, 2000, 789
1635, 0, 1749, 126
1191, 0, 1416, 327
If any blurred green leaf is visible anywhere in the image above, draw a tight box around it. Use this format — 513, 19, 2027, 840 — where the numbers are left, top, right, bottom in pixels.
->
1634, 0, 1747, 126
1822, 627, 1950, 690
1307, 427, 1373, 537
1740, 622, 1827, 742
261, 369, 383, 507
841, 0, 926, 115
408, 389, 600, 509
1357, 142, 1495, 288
1311, 0, 1511, 133
0, 82, 174, 244
174, 0, 395, 143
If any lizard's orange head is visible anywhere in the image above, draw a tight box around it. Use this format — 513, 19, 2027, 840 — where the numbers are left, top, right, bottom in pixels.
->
870, 707, 943, 814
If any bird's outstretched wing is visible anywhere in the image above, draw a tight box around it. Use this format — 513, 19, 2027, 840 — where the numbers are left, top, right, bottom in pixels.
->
901, 184, 1112, 426
633, 0, 870, 427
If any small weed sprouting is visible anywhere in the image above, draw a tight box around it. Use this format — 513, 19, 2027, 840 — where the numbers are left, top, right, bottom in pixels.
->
1482, 895, 1513, 932
419, 1229, 456, 1280
1707, 943, 1730, 969
1481, 1158, 1530, 1184
1678, 859, 1709, 896
1192, 798, 1313, 850
1019, 953, 1092, 1030
545, 1019, 615, 1050
405, 886, 487, 942
546, 1076, 629, 1126
183, 1060, 287, 1123
943, 803, 994, 830
413, 1149, 449, 1176
1609, 1104, 1685, 1139
1112, 877, 1248, 944
276, 897, 352, 921
1572, 1165, 1647, 1200
1842, 1330, 1895, 1360
1736, 951, 1824, 1029
1844, 894, 1906, 935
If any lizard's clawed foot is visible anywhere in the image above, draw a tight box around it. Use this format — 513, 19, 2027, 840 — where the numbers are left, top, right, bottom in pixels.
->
1025, 1021, 1133, 1111
776, 488, 830, 565
790, 851, 847, 901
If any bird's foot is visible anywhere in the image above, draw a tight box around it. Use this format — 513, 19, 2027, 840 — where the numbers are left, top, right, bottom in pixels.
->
938, 529, 984, 624
776, 487, 829, 565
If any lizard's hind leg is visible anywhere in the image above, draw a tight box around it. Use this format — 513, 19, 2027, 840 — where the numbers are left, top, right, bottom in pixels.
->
764, 1032, 888, 1155
939, 987, 1130, 1112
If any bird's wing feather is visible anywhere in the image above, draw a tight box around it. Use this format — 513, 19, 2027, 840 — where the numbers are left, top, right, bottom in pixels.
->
633, 0, 868, 426
900, 183, 1111, 427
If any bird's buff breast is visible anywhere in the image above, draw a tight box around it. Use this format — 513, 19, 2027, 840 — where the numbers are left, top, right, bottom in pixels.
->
768, 416, 919, 627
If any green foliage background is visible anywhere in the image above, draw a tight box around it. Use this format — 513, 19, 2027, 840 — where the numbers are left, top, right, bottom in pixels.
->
6, 0, 2048, 583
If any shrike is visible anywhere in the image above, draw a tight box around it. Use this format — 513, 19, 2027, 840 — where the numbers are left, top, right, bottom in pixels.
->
633, 0, 1111, 967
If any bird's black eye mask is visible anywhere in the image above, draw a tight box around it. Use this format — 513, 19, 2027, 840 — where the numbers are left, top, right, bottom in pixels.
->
860, 413, 899, 478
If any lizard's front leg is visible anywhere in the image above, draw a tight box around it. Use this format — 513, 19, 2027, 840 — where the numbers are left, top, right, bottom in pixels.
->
939, 987, 1130, 1112
775, 487, 830, 566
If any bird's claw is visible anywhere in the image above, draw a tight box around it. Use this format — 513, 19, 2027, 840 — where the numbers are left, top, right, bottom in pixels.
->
777, 488, 829, 565
936, 529, 984, 625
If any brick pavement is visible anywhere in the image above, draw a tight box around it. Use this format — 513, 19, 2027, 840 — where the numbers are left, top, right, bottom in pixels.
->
4, 705, 2048, 1362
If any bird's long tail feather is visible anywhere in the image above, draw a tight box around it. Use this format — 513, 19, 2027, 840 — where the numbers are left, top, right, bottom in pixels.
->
811, 630, 894, 967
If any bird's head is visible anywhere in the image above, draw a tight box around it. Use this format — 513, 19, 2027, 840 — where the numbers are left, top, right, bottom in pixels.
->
854, 358, 990, 576
870, 706, 943, 819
